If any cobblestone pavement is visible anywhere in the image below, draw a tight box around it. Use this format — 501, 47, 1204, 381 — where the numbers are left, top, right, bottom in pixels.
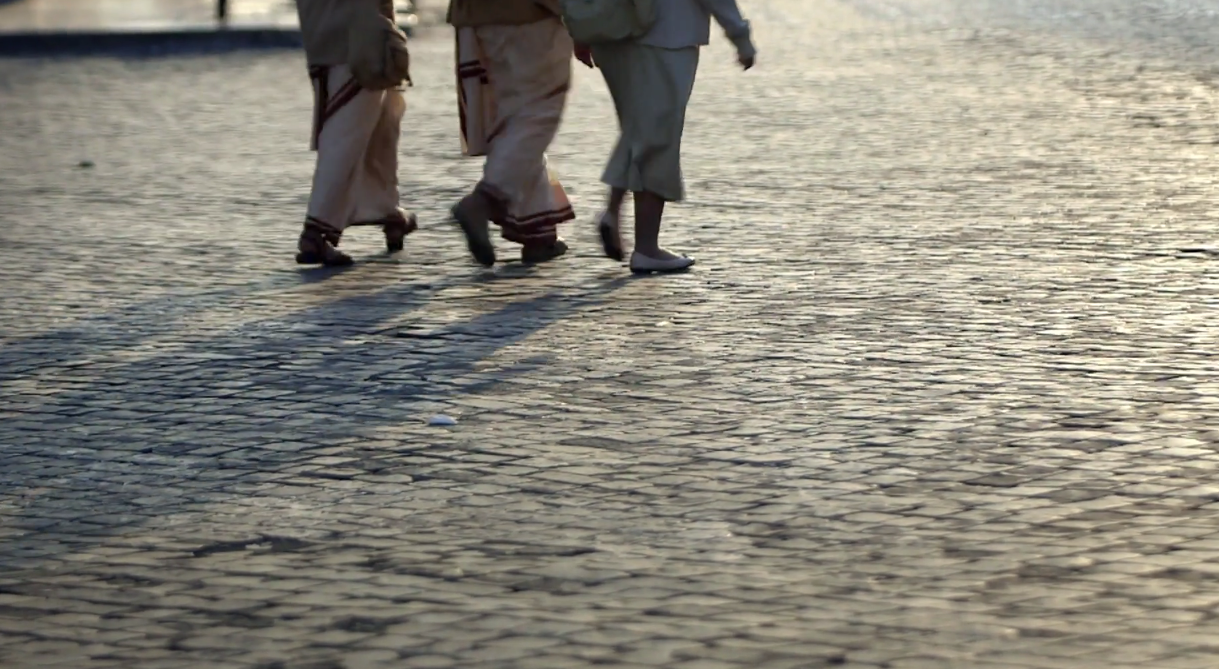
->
0, 0, 417, 32
3, 1, 1219, 667
0, 0, 299, 31
862, 0, 1219, 61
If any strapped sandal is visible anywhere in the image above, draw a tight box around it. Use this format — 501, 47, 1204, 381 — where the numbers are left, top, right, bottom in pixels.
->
348, 210, 419, 253
381, 211, 417, 253
521, 238, 569, 264
297, 219, 353, 267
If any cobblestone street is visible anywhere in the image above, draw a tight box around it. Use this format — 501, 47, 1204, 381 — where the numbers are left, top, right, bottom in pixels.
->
2, 1, 1219, 667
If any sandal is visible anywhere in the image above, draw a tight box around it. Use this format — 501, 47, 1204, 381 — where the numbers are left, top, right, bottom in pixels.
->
346, 210, 418, 253
380, 211, 418, 253
296, 221, 353, 266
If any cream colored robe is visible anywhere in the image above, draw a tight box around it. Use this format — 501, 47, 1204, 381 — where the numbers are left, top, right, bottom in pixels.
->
455, 17, 575, 246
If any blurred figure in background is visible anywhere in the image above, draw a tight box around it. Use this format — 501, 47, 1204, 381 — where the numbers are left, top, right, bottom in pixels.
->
293, 0, 415, 266
589, 0, 757, 274
447, 0, 576, 267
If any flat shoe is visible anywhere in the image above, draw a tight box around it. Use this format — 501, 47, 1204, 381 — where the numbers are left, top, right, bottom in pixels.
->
629, 251, 695, 274
597, 212, 624, 262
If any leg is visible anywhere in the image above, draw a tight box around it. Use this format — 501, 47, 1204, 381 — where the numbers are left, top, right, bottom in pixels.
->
633, 190, 667, 258
300, 68, 384, 265
477, 22, 572, 203
453, 20, 574, 266
592, 46, 634, 262
629, 189, 691, 273
352, 88, 405, 222
504, 156, 571, 264
594, 45, 700, 272
607, 187, 628, 218
594, 43, 691, 201
478, 20, 575, 261
597, 187, 628, 261
352, 88, 416, 252
451, 27, 497, 265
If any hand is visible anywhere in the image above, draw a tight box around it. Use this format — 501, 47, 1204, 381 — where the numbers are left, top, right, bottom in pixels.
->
574, 43, 595, 69
732, 36, 757, 71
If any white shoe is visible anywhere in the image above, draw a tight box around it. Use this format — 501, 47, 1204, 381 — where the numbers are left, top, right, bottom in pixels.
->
629, 251, 695, 274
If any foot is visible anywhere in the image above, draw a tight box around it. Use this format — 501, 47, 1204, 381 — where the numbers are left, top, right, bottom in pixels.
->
451, 192, 497, 267
521, 238, 569, 264
296, 227, 353, 266
346, 209, 418, 253
629, 249, 694, 274
597, 211, 624, 261
382, 210, 418, 253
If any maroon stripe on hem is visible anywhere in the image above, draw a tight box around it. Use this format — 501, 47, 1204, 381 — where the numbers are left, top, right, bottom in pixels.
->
503, 206, 576, 226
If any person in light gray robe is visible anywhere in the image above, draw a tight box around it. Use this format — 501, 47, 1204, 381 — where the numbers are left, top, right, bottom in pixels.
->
585, 0, 757, 274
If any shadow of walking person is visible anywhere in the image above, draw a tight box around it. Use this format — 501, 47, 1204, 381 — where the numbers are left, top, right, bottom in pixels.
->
0, 273, 632, 573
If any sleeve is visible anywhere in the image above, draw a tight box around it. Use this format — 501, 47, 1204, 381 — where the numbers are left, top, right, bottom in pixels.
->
693, 0, 756, 56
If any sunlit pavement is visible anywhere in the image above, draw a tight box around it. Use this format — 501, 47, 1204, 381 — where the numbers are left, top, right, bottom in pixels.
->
1, 1, 1218, 667
0, 0, 298, 31
0, 0, 417, 32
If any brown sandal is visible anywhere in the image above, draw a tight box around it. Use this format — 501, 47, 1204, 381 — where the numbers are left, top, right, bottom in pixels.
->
296, 220, 353, 266
381, 211, 417, 253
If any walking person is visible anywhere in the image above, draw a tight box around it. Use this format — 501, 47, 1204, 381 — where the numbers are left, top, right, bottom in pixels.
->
448, 0, 578, 267
293, 0, 415, 266
585, 0, 757, 274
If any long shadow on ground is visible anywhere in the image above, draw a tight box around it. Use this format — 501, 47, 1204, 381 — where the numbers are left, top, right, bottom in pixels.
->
0, 271, 631, 571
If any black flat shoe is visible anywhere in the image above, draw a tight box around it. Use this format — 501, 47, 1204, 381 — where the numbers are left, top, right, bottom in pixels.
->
597, 211, 624, 262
